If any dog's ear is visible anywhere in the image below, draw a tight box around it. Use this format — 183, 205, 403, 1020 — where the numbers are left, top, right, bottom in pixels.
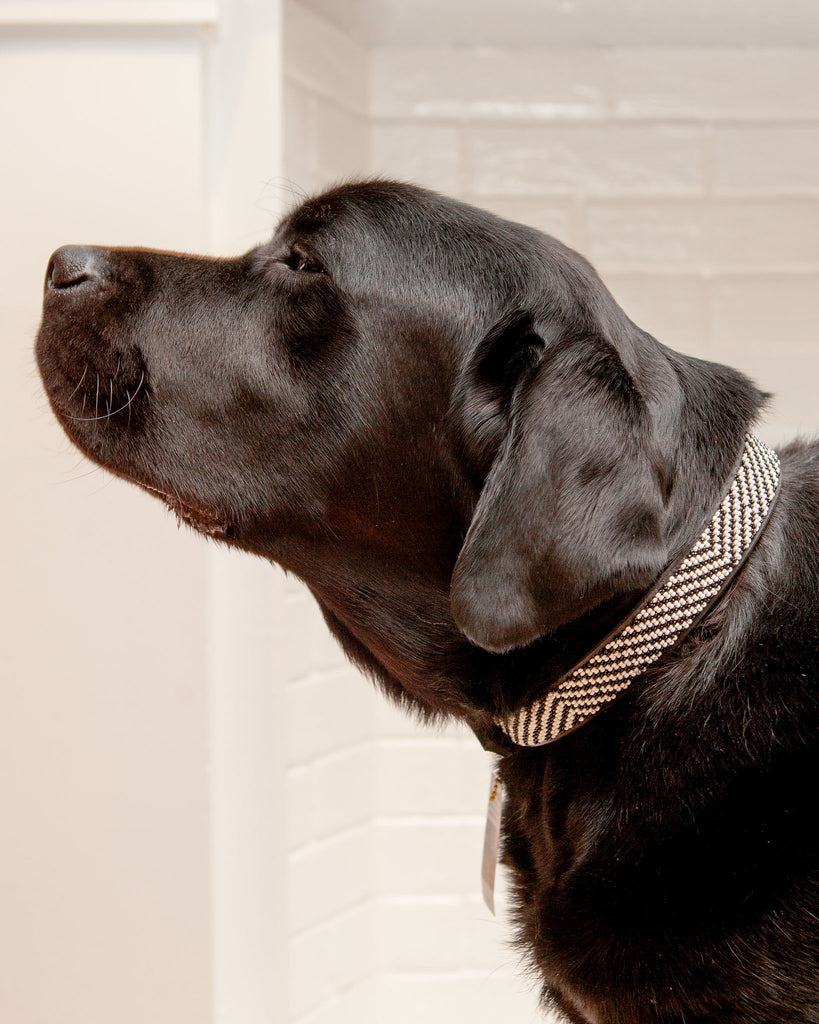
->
450, 314, 670, 653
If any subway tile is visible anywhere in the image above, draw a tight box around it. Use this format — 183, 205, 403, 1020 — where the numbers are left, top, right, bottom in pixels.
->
373, 697, 438, 739
290, 977, 381, 1024
288, 900, 377, 1017
286, 670, 376, 765
464, 124, 705, 197
377, 897, 507, 972
380, 970, 547, 1024
611, 48, 819, 121
375, 819, 485, 896
371, 123, 461, 192
306, 597, 350, 674
707, 339, 819, 436
283, 589, 355, 679
289, 913, 377, 1021
334, 978, 381, 1023
281, 587, 355, 683
284, 79, 318, 177
374, 740, 492, 817
464, 194, 579, 246
708, 274, 819, 347
712, 124, 819, 195
378, 901, 466, 972
283, 0, 368, 115
602, 273, 711, 356
288, 826, 374, 933
287, 763, 316, 851
586, 198, 819, 272
374, 699, 474, 742
315, 101, 370, 182
708, 275, 819, 433
707, 199, 819, 268
315, 745, 374, 840
326, 901, 377, 992
278, 159, 324, 198
288, 744, 373, 851
280, 590, 315, 684
371, 48, 608, 121
290, 926, 335, 1018
585, 199, 706, 269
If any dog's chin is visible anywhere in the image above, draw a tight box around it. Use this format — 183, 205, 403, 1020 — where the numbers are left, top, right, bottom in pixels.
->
141, 483, 233, 538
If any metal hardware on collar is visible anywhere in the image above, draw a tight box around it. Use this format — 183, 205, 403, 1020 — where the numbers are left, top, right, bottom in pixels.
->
497, 434, 781, 748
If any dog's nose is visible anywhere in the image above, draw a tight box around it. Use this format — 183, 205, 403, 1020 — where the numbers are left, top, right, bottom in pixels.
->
46, 246, 103, 291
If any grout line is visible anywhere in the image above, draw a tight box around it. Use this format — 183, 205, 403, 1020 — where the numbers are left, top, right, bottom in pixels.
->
286, 739, 374, 774
288, 821, 373, 861
373, 814, 486, 827
289, 896, 378, 945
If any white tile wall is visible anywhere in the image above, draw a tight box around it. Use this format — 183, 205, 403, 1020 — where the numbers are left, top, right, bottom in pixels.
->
283, 14, 819, 1024
602, 272, 711, 355
609, 49, 819, 121
381, 971, 545, 1024
464, 122, 707, 196
370, 123, 461, 192
370, 48, 609, 122
585, 198, 819, 271
712, 123, 819, 195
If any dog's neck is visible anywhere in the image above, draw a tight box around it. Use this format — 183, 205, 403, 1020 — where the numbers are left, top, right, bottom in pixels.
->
491, 434, 780, 749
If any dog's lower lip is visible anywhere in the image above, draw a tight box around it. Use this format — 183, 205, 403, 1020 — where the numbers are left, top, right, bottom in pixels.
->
141, 483, 232, 537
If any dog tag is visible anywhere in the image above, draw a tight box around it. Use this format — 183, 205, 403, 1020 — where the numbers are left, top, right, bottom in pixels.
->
481, 769, 504, 915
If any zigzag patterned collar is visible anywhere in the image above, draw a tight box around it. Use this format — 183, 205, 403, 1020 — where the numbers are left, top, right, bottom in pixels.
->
496, 434, 781, 748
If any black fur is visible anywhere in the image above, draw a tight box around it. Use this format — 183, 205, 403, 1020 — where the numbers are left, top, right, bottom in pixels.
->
36, 181, 819, 1023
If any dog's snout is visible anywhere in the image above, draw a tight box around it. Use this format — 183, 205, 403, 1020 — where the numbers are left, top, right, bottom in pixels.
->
46, 246, 104, 292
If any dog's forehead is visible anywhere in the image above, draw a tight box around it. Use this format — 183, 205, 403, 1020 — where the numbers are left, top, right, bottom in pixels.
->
278, 181, 459, 250
275, 181, 541, 315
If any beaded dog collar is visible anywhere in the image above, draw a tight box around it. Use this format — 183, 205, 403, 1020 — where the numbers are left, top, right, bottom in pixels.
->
497, 434, 781, 748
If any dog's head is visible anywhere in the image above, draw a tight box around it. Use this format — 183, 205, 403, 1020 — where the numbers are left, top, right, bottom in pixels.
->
36, 181, 760, 710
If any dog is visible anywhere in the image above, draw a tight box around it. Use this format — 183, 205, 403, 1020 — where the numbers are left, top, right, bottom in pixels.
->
36, 181, 819, 1023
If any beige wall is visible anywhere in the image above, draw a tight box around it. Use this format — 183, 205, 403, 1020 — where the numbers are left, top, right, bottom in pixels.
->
0, 16, 212, 1024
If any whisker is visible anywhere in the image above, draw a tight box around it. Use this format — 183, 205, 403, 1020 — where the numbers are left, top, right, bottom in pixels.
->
66, 371, 145, 422
55, 464, 103, 484
88, 476, 116, 498
66, 365, 88, 402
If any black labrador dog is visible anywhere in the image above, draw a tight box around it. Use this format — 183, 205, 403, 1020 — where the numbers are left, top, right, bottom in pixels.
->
36, 181, 819, 1023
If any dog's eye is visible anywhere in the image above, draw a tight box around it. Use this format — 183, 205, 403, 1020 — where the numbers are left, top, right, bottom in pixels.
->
286, 250, 322, 274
